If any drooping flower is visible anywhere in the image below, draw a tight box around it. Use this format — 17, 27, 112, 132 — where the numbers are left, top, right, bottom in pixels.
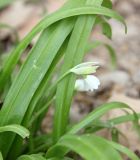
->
70, 62, 99, 75
75, 75, 100, 92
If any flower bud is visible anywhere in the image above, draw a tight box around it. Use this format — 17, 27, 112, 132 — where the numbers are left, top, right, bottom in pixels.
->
70, 62, 99, 75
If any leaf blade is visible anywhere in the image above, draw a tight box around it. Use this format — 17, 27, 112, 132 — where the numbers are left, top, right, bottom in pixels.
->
47, 134, 122, 160
0, 124, 29, 139
68, 102, 130, 134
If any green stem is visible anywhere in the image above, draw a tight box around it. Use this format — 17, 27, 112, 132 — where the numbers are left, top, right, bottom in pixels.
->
47, 70, 71, 95
29, 97, 55, 127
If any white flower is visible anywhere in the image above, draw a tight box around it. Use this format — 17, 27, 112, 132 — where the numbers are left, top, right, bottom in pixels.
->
70, 62, 99, 75
75, 75, 100, 92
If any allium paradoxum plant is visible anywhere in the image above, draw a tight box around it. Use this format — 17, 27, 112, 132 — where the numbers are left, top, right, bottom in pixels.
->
1, 0, 140, 159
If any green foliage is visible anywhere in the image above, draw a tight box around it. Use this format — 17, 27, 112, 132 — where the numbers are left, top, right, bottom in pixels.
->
0, 0, 139, 160
0, 152, 3, 160
17, 154, 46, 160
47, 134, 139, 160
0, 124, 29, 139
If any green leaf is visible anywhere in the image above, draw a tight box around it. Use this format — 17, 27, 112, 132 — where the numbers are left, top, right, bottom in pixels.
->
47, 134, 139, 160
102, 0, 112, 9
17, 154, 46, 160
102, 21, 112, 39
0, 124, 29, 139
85, 113, 140, 133
0, 152, 3, 160
68, 102, 130, 134
46, 134, 122, 160
109, 113, 140, 125
104, 43, 117, 69
47, 158, 73, 160
111, 128, 119, 142
26, 38, 69, 134
95, 17, 112, 39
109, 141, 140, 160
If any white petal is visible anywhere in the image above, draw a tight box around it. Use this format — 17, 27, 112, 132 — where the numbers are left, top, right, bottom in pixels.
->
75, 75, 100, 92
86, 75, 100, 90
75, 79, 86, 92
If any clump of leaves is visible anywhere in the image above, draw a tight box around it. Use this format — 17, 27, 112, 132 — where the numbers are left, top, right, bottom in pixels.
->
0, 0, 139, 160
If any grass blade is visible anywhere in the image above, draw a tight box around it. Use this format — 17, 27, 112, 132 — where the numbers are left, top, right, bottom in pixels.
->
17, 154, 46, 160
0, 152, 3, 160
109, 141, 140, 160
68, 102, 130, 134
46, 134, 122, 160
0, 124, 29, 139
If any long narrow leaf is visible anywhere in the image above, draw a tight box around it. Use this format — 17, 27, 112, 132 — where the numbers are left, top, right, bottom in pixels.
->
109, 113, 140, 125
47, 158, 73, 160
46, 134, 122, 160
0, 124, 29, 138
0, 152, 3, 160
68, 102, 130, 134
109, 141, 140, 160
17, 154, 46, 160
85, 113, 140, 133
